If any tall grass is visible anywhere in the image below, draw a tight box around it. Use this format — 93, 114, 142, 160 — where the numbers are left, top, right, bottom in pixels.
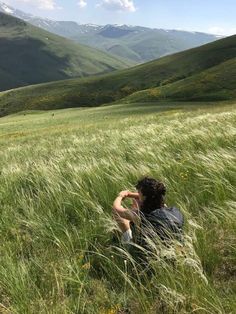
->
0, 102, 235, 313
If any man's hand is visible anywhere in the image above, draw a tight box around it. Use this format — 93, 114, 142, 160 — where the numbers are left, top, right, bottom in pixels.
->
118, 190, 130, 198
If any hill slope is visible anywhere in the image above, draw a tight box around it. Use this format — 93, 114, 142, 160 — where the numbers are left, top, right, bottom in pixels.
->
123, 57, 236, 102
0, 35, 235, 116
0, 12, 132, 92
0, 2, 221, 64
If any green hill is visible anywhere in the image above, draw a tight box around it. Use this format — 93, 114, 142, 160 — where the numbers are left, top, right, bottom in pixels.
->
0, 34, 235, 116
0, 12, 132, 92
123, 57, 236, 103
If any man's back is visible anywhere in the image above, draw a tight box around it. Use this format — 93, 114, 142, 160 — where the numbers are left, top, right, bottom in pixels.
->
140, 207, 184, 244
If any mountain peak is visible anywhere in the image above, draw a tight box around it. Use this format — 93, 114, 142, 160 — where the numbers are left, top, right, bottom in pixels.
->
0, 2, 13, 14
0, 1, 34, 20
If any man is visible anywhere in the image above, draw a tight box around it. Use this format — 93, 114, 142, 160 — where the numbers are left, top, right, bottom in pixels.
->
112, 177, 184, 245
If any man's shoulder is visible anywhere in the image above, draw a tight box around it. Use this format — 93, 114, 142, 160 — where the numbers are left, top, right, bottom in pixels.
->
147, 207, 184, 226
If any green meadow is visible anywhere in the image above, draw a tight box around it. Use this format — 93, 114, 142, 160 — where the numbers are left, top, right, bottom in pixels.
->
0, 102, 235, 313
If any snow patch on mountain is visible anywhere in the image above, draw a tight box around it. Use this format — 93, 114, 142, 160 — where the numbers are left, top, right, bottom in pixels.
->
1, 3, 13, 14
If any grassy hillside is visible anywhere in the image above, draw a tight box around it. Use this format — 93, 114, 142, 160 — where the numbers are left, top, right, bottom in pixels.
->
123, 57, 236, 102
0, 13, 132, 92
0, 102, 235, 313
0, 34, 235, 116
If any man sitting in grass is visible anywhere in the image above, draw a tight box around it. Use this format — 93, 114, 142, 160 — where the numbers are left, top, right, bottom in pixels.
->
112, 176, 184, 246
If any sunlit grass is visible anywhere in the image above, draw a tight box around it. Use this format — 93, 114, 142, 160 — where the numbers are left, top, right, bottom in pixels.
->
0, 102, 235, 313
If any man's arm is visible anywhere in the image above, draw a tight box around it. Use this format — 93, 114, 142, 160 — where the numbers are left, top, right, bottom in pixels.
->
112, 191, 140, 224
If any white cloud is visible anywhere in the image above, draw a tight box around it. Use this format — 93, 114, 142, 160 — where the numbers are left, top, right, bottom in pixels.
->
78, 0, 87, 8
208, 26, 236, 36
97, 0, 136, 12
9, 0, 57, 10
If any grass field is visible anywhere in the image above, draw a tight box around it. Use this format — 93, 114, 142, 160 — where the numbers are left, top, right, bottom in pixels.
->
0, 102, 235, 313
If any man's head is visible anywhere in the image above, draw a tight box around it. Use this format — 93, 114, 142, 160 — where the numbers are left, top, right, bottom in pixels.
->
135, 176, 166, 214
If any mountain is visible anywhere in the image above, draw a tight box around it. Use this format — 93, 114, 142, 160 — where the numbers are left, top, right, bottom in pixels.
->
73, 25, 222, 63
0, 34, 235, 116
0, 1, 32, 20
0, 12, 132, 92
0, 2, 102, 38
0, 2, 102, 35
0, 2, 222, 64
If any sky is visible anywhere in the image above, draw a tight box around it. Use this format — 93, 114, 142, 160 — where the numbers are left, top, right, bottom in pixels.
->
3, 0, 236, 35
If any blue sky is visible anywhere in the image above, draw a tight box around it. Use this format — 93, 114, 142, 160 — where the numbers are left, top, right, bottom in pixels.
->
4, 0, 236, 35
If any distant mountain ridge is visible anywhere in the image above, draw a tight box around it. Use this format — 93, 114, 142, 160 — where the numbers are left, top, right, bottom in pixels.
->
0, 1, 223, 63
0, 2, 103, 36
0, 12, 132, 92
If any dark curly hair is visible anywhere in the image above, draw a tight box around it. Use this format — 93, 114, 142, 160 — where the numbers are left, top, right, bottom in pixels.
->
135, 176, 166, 214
